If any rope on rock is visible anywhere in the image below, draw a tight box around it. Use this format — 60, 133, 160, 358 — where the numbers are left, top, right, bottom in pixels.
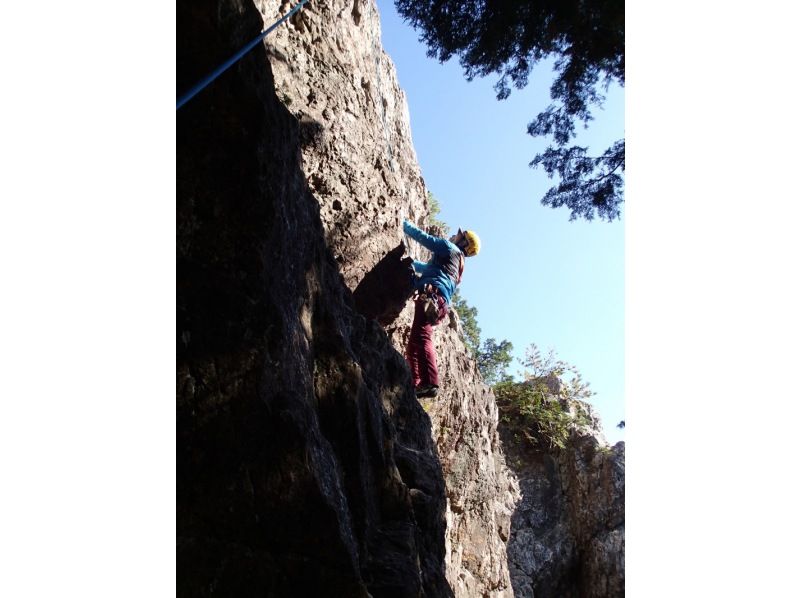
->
177, 0, 309, 110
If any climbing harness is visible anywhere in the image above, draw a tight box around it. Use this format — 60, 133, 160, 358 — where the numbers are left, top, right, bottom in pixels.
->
177, 0, 308, 110
418, 287, 446, 325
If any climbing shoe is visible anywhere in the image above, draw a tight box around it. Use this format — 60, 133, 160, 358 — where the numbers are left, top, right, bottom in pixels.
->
415, 384, 439, 398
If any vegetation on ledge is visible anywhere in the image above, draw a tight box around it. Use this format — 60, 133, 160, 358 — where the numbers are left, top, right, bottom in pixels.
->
494, 345, 595, 450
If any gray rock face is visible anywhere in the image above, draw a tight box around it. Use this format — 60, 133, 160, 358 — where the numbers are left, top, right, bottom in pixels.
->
503, 417, 625, 598
177, 1, 450, 595
419, 340, 519, 598
261, 1, 519, 594
257, 0, 428, 291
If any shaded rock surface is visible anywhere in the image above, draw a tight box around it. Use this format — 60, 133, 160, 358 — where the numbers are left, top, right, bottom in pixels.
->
177, 1, 450, 595
352, 241, 414, 326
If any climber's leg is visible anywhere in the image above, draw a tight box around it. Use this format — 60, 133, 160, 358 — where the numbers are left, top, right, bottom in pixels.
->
405, 299, 426, 388
414, 300, 439, 388
420, 326, 438, 388
405, 340, 421, 389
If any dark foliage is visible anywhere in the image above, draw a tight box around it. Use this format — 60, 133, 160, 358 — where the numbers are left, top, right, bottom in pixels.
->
394, 0, 625, 221
531, 139, 624, 221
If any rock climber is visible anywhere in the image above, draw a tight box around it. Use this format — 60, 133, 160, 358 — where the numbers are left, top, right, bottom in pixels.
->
402, 219, 481, 398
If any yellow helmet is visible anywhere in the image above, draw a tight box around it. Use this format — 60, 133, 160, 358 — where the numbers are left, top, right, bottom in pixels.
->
463, 230, 481, 256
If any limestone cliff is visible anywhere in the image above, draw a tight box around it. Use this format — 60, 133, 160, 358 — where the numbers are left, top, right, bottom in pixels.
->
177, 1, 450, 595
500, 392, 625, 597
177, 0, 624, 596
260, 0, 518, 593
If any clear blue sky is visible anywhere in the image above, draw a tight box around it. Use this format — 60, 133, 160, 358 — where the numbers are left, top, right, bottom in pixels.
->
376, 0, 625, 444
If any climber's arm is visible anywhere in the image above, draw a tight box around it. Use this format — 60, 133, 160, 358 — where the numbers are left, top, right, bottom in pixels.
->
403, 220, 450, 254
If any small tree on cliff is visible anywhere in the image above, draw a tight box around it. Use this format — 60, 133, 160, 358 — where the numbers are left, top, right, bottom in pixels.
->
395, 0, 624, 221
495, 343, 595, 448
477, 338, 514, 385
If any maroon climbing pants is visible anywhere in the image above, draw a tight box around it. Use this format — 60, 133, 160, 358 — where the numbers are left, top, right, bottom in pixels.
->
405, 294, 447, 388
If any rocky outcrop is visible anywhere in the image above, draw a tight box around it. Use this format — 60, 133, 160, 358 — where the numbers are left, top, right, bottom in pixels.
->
177, 1, 450, 595
256, 0, 428, 290
177, 0, 623, 596
261, 0, 518, 594
417, 330, 519, 597
502, 403, 625, 597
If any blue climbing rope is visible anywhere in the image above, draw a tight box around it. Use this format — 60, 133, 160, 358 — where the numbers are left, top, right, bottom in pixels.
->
177, 0, 308, 110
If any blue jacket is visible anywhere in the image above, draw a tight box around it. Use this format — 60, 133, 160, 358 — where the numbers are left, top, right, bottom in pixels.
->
403, 220, 464, 305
